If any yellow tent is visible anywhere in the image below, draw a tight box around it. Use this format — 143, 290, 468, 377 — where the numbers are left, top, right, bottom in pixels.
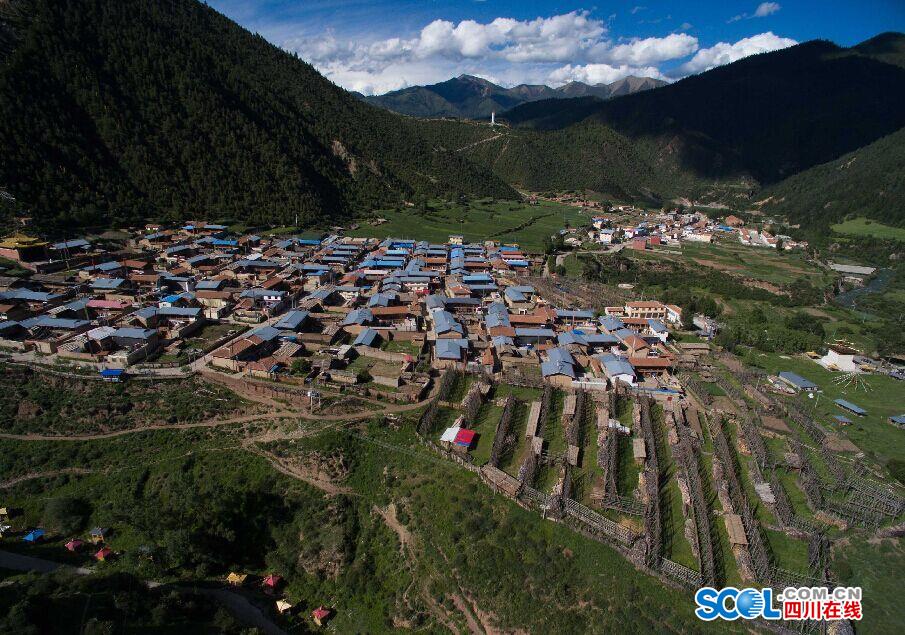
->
226, 572, 248, 585
275, 599, 294, 614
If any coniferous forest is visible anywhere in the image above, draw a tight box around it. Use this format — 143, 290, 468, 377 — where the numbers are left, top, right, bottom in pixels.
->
0, 0, 515, 231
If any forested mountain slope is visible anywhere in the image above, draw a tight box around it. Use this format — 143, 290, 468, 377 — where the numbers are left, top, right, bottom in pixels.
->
0, 0, 514, 230
760, 126, 905, 228
503, 35, 905, 186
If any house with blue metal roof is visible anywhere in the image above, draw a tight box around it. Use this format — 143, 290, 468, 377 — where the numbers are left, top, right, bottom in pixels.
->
647, 319, 668, 334
558, 330, 616, 351
234, 259, 283, 271
599, 316, 625, 333
503, 285, 536, 309
367, 291, 398, 308
430, 309, 464, 337
0, 288, 66, 304
195, 279, 226, 291
485, 308, 511, 330
105, 328, 160, 361
835, 399, 866, 417
274, 310, 310, 332
434, 338, 469, 368
186, 254, 213, 268
342, 308, 374, 327
466, 283, 498, 296
555, 308, 596, 322
248, 325, 282, 342
596, 353, 635, 386
90, 277, 129, 292
0, 320, 29, 343
515, 328, 556, 346
239, 288, 285, 301
52, 238, 91, 252
22, 315, 91, 332
164, 245, 194, 257
352, 327, 382, 348
82, 260, 123, 274
777, 371, 819, 393
541, 347, 577, 386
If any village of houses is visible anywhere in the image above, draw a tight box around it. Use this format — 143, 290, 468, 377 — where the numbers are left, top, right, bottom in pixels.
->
0, 220, 697, 393
0, 211, 902, 630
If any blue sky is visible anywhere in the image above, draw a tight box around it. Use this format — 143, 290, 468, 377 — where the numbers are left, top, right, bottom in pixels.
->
208, 1, 905, 93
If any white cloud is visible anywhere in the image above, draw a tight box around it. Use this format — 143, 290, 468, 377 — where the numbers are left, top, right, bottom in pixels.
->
754, 2, 782, 17
729, 2, 781, 22
283, 11, 704, 94
604, 34, 698, 66
678, 31, 796, 75
549, 63, 666, 86
280, 11, 793, 94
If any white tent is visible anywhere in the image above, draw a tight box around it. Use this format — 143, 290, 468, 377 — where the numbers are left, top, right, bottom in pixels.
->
440, 426, 461, 443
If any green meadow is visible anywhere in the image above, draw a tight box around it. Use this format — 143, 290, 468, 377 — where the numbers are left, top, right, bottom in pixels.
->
831, 217, 905, 242
345, 198, 586, 252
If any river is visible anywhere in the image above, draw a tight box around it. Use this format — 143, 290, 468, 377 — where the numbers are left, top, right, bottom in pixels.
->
834, 268, 893, 309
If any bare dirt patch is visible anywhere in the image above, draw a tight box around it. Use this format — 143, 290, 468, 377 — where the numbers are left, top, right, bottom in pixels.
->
711, 396, 738, 415
692, 257, 744, 272
0, 467, 92, 489
761, 416, 792, 433
802, 307, 837, 320
245, 443, 353, 495
374, 503, 412, 555
824, 434, 859, 452
743, 278, 786, 295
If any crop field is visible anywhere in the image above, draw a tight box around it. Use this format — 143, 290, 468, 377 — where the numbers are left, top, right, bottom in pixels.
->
740, 351, 905, 473
650, 405, 697, 570
181, 321, 241, 350
346, 198, 586, 252
831, 217, 905, 242
496, 400, 530, 474
626, 239, 830, 287
380, 338, 423, 356
469, 400, 503, 465
570, 401, 602, 505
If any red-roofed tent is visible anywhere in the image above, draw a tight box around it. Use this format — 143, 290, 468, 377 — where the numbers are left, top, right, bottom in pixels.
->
454, 429, 476, 447
263, 574, 283, 588
312, 606, 331, 626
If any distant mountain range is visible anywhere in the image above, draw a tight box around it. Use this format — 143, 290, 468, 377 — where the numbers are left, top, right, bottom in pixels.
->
363, 74, 666, 119
417, 31, 905, 228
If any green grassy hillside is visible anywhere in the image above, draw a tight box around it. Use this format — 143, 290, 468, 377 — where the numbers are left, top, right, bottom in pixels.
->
0, 417, 739, 633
